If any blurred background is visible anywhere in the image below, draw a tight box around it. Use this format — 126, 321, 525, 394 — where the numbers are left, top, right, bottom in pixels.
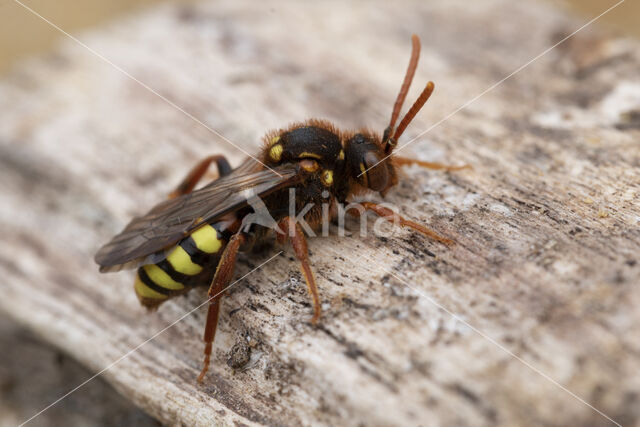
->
0, 0, 637, 426
0, 0, 639, 75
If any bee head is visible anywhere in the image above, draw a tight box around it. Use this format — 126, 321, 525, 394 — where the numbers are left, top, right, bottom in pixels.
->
344, 132, 395, 193
343, 35, 435, 195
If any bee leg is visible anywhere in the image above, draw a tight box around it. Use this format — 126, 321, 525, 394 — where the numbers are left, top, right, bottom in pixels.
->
276, 217, 321, 324
169, 154, 232, 198
393, 155, 470, 171
359, 202, 453, 245
197, 231, 246, 383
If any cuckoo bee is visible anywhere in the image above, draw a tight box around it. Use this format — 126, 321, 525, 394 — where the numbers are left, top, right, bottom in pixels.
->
95, 35, 468, 382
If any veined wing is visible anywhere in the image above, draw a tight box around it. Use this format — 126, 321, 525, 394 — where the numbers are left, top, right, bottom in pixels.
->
95, 163, 300, 271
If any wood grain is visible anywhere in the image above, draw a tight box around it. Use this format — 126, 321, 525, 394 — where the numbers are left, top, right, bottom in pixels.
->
1, 0, 639, 425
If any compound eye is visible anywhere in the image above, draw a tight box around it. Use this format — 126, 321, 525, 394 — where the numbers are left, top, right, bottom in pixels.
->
362, 151, 388, 191
299, 159, 319, 172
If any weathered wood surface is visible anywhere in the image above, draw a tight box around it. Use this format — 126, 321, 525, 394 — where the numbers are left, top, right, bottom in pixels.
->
1, 0, 639, 425
0, 320, 160, 427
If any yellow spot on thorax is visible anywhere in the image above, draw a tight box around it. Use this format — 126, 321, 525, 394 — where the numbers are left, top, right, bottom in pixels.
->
166, 246, 203, 275
191, 224, 222, 254
143, 264, 185, 290
269, 144, 283, 162
338, 149, 345, 160
299, 152, 322, 160
321, 169, 333, 187
270, 135, 280, 146
134, 274, 168, 299
359, 164, 368, 186
300, 159, 319, 172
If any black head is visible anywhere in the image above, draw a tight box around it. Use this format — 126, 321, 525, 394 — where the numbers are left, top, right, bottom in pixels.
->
343, 34, 435, 195
343, 132, 394, 193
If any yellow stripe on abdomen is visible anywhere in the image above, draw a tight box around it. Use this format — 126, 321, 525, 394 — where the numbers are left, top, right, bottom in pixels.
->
134, 273, 168, 300
166, 246, 203, 275
190, 224, 222, 254
143, 264, 184, 290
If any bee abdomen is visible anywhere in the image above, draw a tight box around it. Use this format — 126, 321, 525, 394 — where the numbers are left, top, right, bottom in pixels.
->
134, 223, 226, 308
180, 224, 224, 264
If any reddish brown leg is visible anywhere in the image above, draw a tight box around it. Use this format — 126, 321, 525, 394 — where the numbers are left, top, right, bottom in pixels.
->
276, 217, 321, 324
393, 155, 470, 171
359, 202, 453, 245
197, 232, 246, 383
169, 154, 232, 198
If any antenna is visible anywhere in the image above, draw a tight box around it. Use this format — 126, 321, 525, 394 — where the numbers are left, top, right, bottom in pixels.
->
383, 35, 436, 154
384, 34, 420, 152
391, 81, 434, 143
